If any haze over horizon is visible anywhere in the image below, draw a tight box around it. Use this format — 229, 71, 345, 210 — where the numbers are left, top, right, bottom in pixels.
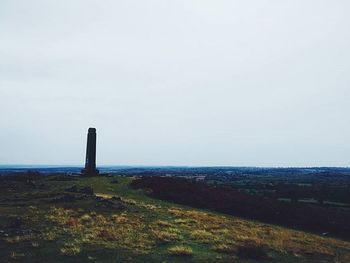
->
1, 1, 350, 167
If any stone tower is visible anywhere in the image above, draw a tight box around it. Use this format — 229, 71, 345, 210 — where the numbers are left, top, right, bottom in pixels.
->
82, 128, 99, 176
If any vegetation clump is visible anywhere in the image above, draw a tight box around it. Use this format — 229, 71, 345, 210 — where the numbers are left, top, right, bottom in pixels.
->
167, 245, 193, 257
152, 227, 182, 243
60, 242, 81, 256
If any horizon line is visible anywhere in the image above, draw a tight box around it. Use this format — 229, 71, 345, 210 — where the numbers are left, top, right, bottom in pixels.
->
1, 164, 350, 169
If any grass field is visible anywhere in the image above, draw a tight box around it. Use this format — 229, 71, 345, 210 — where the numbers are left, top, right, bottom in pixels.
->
0, 174, 350, 262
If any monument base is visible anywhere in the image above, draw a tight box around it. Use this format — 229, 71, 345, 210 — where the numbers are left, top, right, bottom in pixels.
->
81, 169, 100, 177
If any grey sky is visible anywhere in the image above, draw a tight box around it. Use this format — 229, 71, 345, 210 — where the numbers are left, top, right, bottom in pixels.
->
1, 1, 350, 166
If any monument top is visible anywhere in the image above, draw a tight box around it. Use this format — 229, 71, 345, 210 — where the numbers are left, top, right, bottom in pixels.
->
88, 127, 96, 132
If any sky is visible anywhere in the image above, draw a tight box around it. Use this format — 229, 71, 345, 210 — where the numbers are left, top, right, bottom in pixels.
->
1, 1, 350, 167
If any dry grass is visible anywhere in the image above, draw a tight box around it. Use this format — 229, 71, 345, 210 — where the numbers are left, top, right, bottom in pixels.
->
154, 220, 172, 227
190, 229, 218, 243
167, 245, 193, 257
166, 206, 350, 261
151, 227, 182, 243
95, 193, 113, 199
211, 243, 237, 254
5, 234, 36, 244
31, 241, 40, 247
46, 207, 154, 254
10, 251, 25, 260
121, 198, 137, 205
60, 241, 81, 256
39, 194, 350, 262
17, 180, 348, 262
42, 230, 58, 241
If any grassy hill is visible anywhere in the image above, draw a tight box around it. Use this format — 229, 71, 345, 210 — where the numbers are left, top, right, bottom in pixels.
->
131, 176, 350, 239
0, 174, 350, 262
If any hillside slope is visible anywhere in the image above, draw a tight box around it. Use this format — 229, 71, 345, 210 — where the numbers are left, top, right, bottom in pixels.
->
131, 176, 350, 239
0, 174, 349, 262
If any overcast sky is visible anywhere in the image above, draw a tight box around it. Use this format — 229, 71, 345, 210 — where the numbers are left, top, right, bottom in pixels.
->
1, 1, 350, 167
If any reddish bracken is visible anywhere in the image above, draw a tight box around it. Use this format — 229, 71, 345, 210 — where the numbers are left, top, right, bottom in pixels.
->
67, 218, 80, 227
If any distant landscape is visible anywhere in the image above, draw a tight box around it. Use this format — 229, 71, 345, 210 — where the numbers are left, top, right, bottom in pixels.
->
2, 165, 350, 211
